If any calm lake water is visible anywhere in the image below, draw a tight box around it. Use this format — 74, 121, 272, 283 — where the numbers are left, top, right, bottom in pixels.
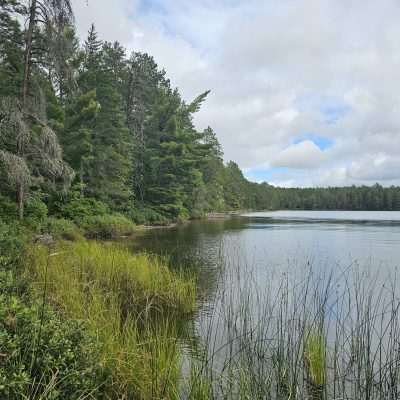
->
130, 211, 400, 388
131, 210, 400, 291
130, 210, 400, 324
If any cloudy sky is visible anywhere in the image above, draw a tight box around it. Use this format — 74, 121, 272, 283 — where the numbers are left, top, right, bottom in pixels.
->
71, 0, 400, 187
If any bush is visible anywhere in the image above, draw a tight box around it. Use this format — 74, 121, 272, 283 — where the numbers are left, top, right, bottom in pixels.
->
58, 197, 109, 222
43, 218, 83, 241
25, 197, 48, 222
79, 214, 136, 239
0, 195, 17, 221
128, 206, 170, 225
0, 221, 27, 270
0, 291, 106, 399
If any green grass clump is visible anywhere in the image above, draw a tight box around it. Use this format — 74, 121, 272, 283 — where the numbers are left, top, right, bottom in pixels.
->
43, 217, 83, 241
304, 330, 326, 399
27, 240, 196, 399
79, 213, 136, 239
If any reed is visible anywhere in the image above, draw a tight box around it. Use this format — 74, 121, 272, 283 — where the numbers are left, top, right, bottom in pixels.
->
184, 257, 400, 400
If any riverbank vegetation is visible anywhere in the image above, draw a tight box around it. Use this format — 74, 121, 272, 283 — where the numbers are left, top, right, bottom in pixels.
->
0, 221, 196, 399
183, 261, 400, 399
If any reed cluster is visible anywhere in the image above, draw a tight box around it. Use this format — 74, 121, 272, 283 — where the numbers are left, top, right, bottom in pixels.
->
186, 261, 400, 400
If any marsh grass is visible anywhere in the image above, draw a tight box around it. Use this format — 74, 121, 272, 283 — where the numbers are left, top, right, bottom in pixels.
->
184, 258, 400, 400
26, 240, 196, 399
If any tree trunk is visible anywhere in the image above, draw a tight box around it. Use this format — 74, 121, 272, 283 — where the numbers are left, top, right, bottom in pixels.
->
22, 0, 36, 109
80, 160, 85, 198
17, 0, 37, 219
16, 181, 24, 220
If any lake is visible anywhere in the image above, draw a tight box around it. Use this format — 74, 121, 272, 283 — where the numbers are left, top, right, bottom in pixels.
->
129, 211, 400, 398
131, 210, 400, 295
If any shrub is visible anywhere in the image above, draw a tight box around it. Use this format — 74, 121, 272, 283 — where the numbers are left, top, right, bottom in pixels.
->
0, 221, 27, 270
128, 207, 170, 225
80, 214, 136, 239
58, 197, 109, 222
43, 218, 83, 241
24, 197, 48, 222
23, 197, 48, 232
0, 195, 17, 221
0, 291, 106, 399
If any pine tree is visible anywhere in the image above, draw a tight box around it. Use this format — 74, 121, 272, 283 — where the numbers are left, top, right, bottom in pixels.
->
62, 89, 99, 195
76, 27, 132, 208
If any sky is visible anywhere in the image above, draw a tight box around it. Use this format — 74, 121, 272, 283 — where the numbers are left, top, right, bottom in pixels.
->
71, 0, 400, 187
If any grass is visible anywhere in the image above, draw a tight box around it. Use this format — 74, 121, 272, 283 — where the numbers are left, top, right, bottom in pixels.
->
79, 214, 136, 239
304, 331, 326, 399
26, 240, 196, 399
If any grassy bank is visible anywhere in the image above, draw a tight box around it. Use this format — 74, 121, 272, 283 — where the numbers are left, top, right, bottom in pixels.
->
0, 217, 197, 399
26, 241, 196, 399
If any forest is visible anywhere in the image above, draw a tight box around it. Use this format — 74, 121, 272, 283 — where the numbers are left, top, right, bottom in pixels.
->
2, 0, 400, 230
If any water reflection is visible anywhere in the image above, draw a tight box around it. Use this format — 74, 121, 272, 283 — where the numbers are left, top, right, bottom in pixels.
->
128, 212, 400, 398
129, 212, 400, 312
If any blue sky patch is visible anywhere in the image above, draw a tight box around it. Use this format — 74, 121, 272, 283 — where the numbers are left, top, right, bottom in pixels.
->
295, 93, 351, 126
244, 167, 289, 182
293, 133, 334, 150
320, 103, 351, 125
138, 0, 166, 15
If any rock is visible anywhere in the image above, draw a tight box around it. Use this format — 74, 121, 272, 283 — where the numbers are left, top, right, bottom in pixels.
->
34, 234, 54, 245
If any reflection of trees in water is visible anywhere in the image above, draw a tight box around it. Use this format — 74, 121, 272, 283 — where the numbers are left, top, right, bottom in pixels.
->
129, 218, 248, 309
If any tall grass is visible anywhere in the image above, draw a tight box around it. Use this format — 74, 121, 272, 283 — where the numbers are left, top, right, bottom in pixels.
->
26, 241, 196, 399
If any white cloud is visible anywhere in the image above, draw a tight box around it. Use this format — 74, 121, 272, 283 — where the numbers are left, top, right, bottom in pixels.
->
71, 0, 400, 187
271, 141, 327, 169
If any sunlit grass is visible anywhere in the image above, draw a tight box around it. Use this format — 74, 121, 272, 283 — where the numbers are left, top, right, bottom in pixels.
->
304, 329, 326, 399
26, 240, 196, 399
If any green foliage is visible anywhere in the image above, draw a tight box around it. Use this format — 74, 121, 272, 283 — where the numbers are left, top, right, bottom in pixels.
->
24, 197, 48, 223
0, 195, 17, 221
0, 289, 106, 399
79, 214, 136, 239
0, 220, 26, 270
57, 196, 108, 221
128, 206, 169, 225
304, 332, 326, 388
27, 240, 196, 398
43, 217, 83, 241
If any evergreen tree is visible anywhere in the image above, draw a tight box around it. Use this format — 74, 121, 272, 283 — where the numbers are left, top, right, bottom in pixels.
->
76, 27, 132, 208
